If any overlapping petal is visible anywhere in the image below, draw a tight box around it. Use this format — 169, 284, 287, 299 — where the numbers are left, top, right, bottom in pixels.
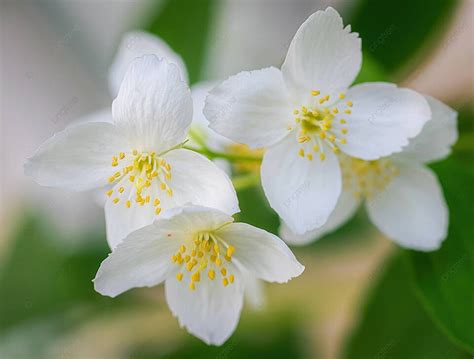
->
112, 55, 193, 153
342, 82, 431, 160
261, 134, 341, 234
205, 67, 294, 149
108, 31, 188, 96
282, 7, 361, 104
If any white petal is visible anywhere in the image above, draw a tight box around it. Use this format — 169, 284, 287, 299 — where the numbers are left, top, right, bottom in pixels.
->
366, 161, 448, 251
217, 223, 304, 283
261, 134, 342, 234
165, 276, 244, 345
243, 274, 265, 310
163, 149, 239, 215
204, 67, 294, 149
342, 82, 431, 160
399, 96, 458, 163
104, 178, 157, 249
108, 31, 188, 96
104, 148, 239, 248
279, 189, 361, 245
74, 107, 113, 125
94, 222, 178, 297
24, 122, 126, 191
112, 55, 192, 153
281, 7, 361, 104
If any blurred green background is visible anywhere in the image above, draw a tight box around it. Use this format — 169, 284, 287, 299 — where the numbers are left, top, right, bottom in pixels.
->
1, 0, 473, 358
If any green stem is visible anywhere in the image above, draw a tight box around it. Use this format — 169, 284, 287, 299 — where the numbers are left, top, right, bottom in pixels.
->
183, 146, 263, 163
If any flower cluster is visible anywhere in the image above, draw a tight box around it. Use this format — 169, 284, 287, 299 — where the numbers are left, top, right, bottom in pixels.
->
24, 7, 457, 346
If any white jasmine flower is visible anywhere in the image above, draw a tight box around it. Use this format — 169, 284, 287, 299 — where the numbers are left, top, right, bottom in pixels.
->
25, 55, 238, 248
94, 205, 304, 345
281, 96, 458, 251
204, 7, 430, 234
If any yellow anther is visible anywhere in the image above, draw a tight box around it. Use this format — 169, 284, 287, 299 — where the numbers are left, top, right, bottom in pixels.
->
198, 251, 204, 258
160, 183, 166, 190
191, 272, 200, 282
332, 108, 339, 114
186, 262, 194, 272
106, 189, 113, 197
189, 282, 196, 291
313, 144, 319, 152
307, 153, 313, 161
185, 255, 191, 263
124, 200, 130, 208
113, 198, 119, 204
114, 172, 120, 178
339, 93, 346, 99
298, 136, 310, 143
319, 98, 326, 104
229, 274, 235, 283
311, 90, 320, 96
346, 101, 353, 107
145, 195, 150, 203
132, 149, 138, 156
344, 109, 352, 114
176, 272, 183, 281
222, 278, 229, 287
340, 138, 347, 144
153, 198, 160, 206
329, 135, 336, 142
118, 187, 124, 193
342, 128, 348, 134
216, 257, 222, 267
129, 175, 135, 182
180, 245, 186, 253
208, 269, 215, 280
226, 245, 235, 257
299, 148, 305, 157
333, 146, 340, 154
295, 117, 301, 123
319, 132, 326, 140
155, 207, 162, 215
293, 109, 299, 115
167, 188, 173, 196
320, 153, 326, 161
119, 152, 125, 159
221, 268, 227, 276
340, 119, 346, 124
324, 95, 330, 101
225, 255, 232, 262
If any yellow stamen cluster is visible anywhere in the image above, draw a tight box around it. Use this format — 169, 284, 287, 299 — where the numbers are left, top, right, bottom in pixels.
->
172, 231, 236, 291
341, 156, 400, 199
292, 90, 353, 161
106, 150, 172, 213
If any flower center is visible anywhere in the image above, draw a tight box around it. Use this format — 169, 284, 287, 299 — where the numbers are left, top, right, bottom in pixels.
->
171, 231, 236, 291
106, 149, 172, 214
341, 156, 399, 199
290, 90, 353, 161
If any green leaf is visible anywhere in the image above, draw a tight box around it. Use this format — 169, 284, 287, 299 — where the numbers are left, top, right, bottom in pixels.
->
145, 0, 217, 83
344, 253, 470, 358
349, 0, 459, 75
406, 159, 474, 353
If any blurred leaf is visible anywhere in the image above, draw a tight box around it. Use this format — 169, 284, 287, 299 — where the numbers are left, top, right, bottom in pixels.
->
349, 0, 459, 75
344, 253, 470, 358
145, 0, 217, 83
0, 213, 135, 335
406, 159, 474, 353
128, 310, 305, 359
354, 53, 389, 84
453, 105, 474, 177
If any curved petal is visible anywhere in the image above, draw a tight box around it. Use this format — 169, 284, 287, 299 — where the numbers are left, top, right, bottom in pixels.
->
165, 276, 244, 345
204, 67, 294, 149
342, 82, 431, 160
281, 7, 361, 104
112, 55, 192, 153
24, 122, 126, 191
398, 95, 458, 164
108, 31, 188, 96
261, 134, 342, 234
218, 223, 304, 283
279, 189, 361, 245
94, 222, 178, 297
163, 149, 239, 215
366, 161, 448, 251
